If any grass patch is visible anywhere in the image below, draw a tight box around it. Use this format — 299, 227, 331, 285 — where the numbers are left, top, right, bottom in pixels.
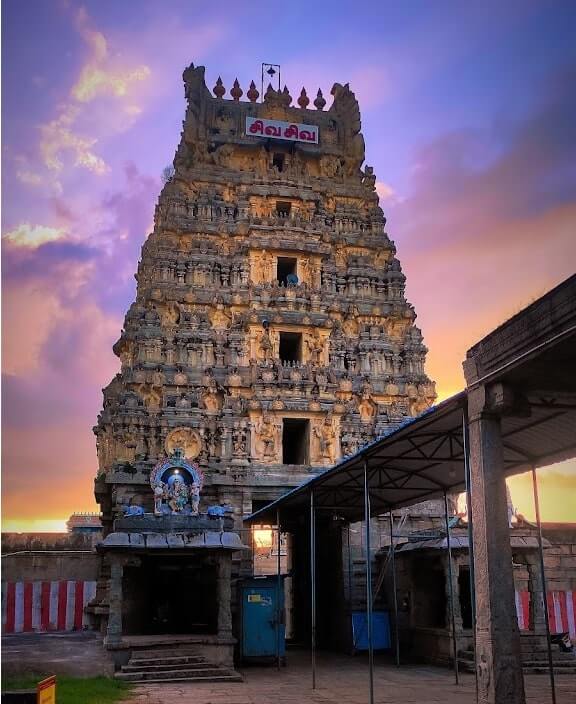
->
1, 674, 132, 704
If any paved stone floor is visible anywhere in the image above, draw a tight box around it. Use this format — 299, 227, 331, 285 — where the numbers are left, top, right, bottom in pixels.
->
2, 635, 573, 703
1, 632, 114, 678
126, 651, 575, 704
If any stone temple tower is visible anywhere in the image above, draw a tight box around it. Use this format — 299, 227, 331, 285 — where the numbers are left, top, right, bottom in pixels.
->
93, 65, 435, 645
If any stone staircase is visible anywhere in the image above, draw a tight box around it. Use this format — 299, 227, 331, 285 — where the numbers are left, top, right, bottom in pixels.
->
458, 638, 576, 676
114, 647, 243, 684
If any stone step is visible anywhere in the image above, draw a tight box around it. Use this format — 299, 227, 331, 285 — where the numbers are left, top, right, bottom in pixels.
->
129, 655, 207, 667
122, 661, 217, 673
130, 647, 204, 658
115, 669, 243, 683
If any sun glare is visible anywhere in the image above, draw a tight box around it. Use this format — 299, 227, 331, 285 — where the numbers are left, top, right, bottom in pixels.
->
1, 519, 68, 533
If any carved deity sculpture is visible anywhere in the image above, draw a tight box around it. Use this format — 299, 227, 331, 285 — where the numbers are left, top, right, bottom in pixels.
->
258, 328, 274, 361
153, 482, 166, 515
307, 330, 324, 365
260, 249, 273, 282
190, 482, 200, 514
259, 417, 278, 460
165, 427, 202, 459
168, 477, 189, 513
232, 427, 247, 457
314, 417, 336, 463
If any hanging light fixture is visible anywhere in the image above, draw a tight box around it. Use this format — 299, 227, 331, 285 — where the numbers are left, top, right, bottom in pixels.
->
261, 63, 281, 100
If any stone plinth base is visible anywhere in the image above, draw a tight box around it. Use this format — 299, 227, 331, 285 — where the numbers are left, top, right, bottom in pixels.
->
105, 633, 236, 669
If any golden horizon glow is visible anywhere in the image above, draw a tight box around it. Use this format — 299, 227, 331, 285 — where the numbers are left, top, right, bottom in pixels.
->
2, 518, 69, 533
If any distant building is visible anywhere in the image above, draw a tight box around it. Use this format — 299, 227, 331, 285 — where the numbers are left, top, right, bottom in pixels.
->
66, 513, 102, 534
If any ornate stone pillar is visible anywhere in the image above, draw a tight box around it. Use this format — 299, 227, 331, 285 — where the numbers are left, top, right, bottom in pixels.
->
105, 555, 124, 646
217, 553, 233, 639
467, 385, 525, 704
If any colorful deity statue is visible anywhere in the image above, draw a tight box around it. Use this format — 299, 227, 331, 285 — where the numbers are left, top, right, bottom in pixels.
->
190, 482, 200, 514
153, 482, 165, 515
168, 477, 189, 513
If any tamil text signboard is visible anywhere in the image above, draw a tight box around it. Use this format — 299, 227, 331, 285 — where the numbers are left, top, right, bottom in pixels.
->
245, 117, 318, 144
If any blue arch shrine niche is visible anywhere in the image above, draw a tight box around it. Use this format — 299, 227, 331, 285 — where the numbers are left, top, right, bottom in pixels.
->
150, 449, 204, 516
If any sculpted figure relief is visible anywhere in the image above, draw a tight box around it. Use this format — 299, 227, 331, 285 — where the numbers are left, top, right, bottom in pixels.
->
307, 330, 325, 365
259, 249, 273, 282
258, 328, 274, 361
313, 417, 337, 463
258, 417, 279, 460
165, 427, 202, 459
232, 427, 248, 457
211, 300, 231, 330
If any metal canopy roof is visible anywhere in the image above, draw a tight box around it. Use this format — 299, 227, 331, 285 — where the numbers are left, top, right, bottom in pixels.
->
246, 278, 576, 528
246, 381, 576, 527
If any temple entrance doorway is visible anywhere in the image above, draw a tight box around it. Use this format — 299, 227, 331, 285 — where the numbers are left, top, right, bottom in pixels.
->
122, 555, 218, 636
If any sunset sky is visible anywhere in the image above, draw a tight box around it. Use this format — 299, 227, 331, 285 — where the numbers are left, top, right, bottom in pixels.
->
2, 1, 575, 531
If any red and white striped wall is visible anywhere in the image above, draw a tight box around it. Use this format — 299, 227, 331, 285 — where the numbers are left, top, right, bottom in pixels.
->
547, 590, 576, 638
515, 590, 531, 631
515, 590, 576, 638
1, 581, 96, 634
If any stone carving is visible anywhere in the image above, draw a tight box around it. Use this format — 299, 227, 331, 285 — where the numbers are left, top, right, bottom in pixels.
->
258, 328, 274, 361
94, 64, 436, 632
313, 416, 337, 464
257, 417, 279, 460
232, 427, 248, 457
165, 427, 202, 459
306, 329, 325, 365
150, 450, 204, 516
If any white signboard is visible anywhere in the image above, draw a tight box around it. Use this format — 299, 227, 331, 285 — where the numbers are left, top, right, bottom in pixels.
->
246, 117, 318, 144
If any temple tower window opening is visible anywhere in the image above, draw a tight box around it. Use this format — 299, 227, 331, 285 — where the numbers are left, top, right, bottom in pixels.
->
279, 331, 302, 363
277, 256, 298, 286
282, 418, 310, 465
276, 200, 291, 217
272, 152, 285, 172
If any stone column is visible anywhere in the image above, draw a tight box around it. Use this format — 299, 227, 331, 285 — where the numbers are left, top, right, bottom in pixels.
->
444, 553, 464, 633
526, 556, 546, 633
105, 555, 124, 646
217, 553, 233, 639
467, 385, 526, 704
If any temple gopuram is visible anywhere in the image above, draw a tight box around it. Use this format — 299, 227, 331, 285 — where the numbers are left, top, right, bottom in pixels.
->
92, 63, 436, 670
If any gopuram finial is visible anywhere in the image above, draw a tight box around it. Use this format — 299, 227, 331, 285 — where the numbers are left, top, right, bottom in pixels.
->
314, 88, 326, 111
230, 78, 243, 101
213, 76, 225, 99
298, 87, 309, 109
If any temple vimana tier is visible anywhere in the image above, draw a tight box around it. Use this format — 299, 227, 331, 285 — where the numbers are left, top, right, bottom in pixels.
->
94, 63, 436, 531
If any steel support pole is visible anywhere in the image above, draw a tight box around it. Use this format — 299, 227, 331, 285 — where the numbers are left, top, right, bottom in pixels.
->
363, 459, 374, 704
462, 407, 478, 700
310, 490, 317, 690
276, 508, 282, 671
347, 525, 353, 611
388, 511, 400, 666
444, 491, 460, 685
531, 466, 556, 704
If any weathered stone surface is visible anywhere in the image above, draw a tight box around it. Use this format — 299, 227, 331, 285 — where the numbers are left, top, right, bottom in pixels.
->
93, 63, 435, 636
